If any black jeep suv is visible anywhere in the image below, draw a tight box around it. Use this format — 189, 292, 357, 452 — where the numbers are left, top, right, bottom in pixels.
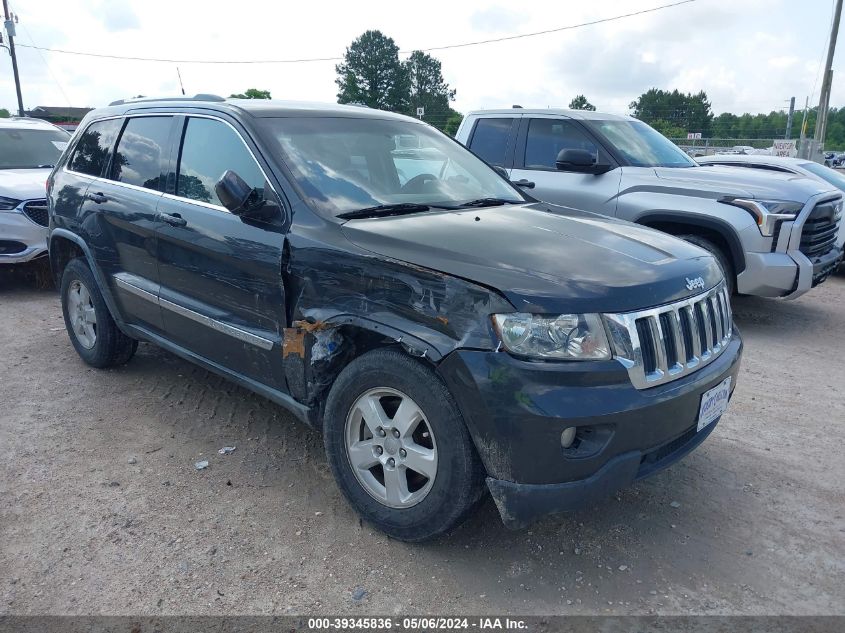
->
47, 96, 742, 541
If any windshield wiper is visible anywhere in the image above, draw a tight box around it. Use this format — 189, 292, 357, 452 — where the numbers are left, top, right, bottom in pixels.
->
459, 198, 518, 208
337, 203, 456, 220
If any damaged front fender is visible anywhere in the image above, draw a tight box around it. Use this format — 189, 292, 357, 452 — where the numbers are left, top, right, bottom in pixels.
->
279, 226, 514, 427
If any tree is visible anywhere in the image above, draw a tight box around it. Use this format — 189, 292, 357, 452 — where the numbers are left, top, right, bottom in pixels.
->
648, 119, 687, 139
404, 50, 456, 130
230, 88, 271, 99
630, 88, 713, 136
443, 111, 464, 137
335, 30, 409, 112
568, 95, 596, 111
0, 108, 9, 118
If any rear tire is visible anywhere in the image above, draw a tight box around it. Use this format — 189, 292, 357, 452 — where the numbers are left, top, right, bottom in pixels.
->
678, 234, 736, 296
60, 258, 138, 368
323, 349, 486, 542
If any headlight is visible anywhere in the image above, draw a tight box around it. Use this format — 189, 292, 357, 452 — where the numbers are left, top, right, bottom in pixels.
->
0, 196, 22, 211
721, 197, 803, 236
492, 313, 611, 360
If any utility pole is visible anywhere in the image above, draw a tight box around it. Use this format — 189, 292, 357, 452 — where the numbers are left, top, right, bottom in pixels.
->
1, 0, 24, 116
814, 0, 843, 151
785, 97, 795, 139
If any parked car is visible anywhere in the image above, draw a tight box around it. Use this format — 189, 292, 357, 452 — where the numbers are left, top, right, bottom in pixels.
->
48, 96, 742, 541
697, 154, 845, 269
455, 109, 842, 297
0, 117, 70, 265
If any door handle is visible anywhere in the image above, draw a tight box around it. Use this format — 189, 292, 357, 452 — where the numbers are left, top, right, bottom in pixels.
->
159, 212, 187, 227
512, 179, 535, 189
86, 191, 108, 203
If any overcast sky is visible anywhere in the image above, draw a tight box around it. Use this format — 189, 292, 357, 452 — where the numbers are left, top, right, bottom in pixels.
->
1, 0, 842, 118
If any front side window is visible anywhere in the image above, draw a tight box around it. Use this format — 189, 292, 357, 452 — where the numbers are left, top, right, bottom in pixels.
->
590, 120, 696, 168
68, 119, 121, 176
524, 119, 597, 169
468, 118, 513, 167
0, 126, 70, 170
176, 117, 266, 206
260, 117, 523, 218
110, 117, 172, 190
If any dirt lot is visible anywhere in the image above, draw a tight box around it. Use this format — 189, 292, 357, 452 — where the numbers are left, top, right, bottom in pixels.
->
1, 266, 843, 616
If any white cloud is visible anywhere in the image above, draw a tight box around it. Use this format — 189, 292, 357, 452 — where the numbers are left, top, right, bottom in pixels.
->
1, 0, 841, 119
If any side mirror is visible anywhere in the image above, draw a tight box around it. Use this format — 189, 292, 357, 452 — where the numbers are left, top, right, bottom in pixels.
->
555, 149, 612, 175
492, 165, 509, 179
215, 170, 262, 214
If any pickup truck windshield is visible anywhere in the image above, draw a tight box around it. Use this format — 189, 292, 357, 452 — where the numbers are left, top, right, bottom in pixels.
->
260, 117, 524, 218
0, 127, 70, 169
590, 120, 697, 168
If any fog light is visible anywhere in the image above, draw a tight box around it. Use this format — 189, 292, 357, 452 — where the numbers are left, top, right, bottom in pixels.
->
560, 427, 577, 449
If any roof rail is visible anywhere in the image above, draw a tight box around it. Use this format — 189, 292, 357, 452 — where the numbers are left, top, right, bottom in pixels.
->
108, 93, 226, 107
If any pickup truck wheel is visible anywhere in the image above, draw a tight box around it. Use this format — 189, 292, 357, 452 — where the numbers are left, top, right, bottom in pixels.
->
60, 258, 138, 368
323, 349, 485, 542
678, 234, 736, 296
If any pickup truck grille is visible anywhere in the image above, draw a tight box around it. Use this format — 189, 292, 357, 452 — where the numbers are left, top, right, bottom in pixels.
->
604, 281, 733, 390
22, 199, 49, 227
800, 200, 841, 259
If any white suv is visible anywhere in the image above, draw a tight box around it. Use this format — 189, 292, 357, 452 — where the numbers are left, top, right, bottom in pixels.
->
1, 117, 70, 264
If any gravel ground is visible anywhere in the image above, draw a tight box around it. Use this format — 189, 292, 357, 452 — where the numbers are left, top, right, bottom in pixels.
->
1, 265, 843, 616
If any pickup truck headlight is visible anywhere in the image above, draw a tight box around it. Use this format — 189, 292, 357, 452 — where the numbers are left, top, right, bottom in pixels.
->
492, 313, 611, 360
0, 196, 22, 211
721, 197, 803, 237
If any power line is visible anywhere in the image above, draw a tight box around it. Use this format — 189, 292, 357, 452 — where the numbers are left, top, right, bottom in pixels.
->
17, 19, 73, 107
14, 0, 697, 65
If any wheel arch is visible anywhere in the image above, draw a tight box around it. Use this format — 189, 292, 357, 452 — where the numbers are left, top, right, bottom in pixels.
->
49, 228, 126, 329
636, 212, 746, 275
283, 315, 448, 428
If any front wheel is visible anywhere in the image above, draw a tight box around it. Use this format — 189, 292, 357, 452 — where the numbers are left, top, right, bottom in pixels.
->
323, 349, 486, 542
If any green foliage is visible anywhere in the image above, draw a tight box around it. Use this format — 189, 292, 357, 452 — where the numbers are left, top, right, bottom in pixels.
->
443, 110, 464, 137
0, 108, 9, 118
568, 95, 596, 111
630, 88, 713, 136
405, 50, 456, 131
649, 118, 687, 139
336, 30, 410, 112
230, 89, 271, 99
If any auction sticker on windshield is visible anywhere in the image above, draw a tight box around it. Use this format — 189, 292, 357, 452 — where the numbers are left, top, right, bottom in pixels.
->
697, 376, 731, 431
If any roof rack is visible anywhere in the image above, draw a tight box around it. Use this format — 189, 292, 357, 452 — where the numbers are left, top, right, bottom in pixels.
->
108, 93, 226, 107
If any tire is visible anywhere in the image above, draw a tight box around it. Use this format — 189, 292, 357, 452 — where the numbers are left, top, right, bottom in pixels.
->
323, 349, 486, 542
60, 258, 138, 368
678, 234, 736, 296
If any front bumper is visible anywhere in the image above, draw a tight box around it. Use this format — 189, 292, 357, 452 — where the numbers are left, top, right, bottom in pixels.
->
0, 209, 48, 264
437, 329, 742, 528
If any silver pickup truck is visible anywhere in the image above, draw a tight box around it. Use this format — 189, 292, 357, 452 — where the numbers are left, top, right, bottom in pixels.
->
455, 109, 843, 298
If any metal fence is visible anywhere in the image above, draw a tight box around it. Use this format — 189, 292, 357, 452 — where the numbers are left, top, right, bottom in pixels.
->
668, 138, 780, 157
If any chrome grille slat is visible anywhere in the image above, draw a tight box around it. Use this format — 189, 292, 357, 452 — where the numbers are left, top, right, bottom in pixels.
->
604, 281, 734, 390
668, 309, 686, 371
648, 316, 668, 375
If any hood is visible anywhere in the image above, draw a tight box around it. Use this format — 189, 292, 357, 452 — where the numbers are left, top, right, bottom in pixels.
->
652, 165, 837, 202
0, 168, 51, 202
341, 203, 723, 314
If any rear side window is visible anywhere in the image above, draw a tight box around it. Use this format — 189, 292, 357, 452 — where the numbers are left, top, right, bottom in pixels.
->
524, 119, 597, 169
468, 118, 512, 167
110, 117, 173, 190
68, 119, 122, 177
176, 117, 265, 207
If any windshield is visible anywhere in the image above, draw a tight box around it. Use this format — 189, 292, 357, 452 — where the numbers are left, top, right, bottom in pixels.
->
590, 120, 697, 168
0, 127, 70, 169
799, 161, 845, 191
259, 117, 524, 217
